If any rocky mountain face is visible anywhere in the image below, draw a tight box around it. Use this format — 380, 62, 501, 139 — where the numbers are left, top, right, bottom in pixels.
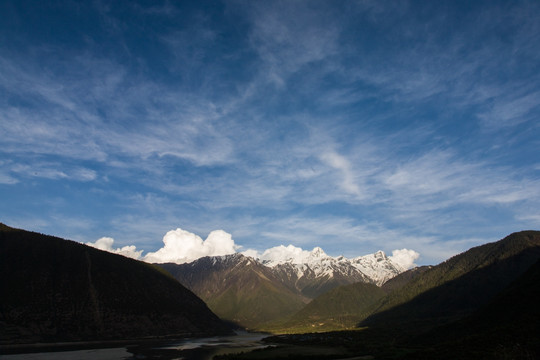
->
159, 253, 307, 329
261, 247, 404, 297
159, 246, 406, 329
265, 248, 372, 299
350, 250, 406, 286
160, 231, 540, 336
0, 223, 232, 345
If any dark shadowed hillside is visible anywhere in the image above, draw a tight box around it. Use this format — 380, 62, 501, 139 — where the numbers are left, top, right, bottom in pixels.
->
360, 230, 540, 331
398, 258, 540, 359
0, 223, 232, 345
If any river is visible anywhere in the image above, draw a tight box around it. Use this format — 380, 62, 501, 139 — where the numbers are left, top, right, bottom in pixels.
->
0, 332, 270, 360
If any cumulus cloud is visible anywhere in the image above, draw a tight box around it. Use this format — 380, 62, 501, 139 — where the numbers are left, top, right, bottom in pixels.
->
143, 228, 238, 264
245, 244, 312, 264
241, 248, 261, 259
389, 248, 420, 269
86, 227, 420, 272
86, 237, 143, 260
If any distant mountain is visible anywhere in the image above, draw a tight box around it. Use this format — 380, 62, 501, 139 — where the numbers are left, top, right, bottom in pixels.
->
159, 253, 307, 330
360, 230, 540, 331
263, 265, 431, 333
265, 247, 372, 299
0, 223, 232, 345
158, 247, 407, 329
261, 256, 540, 359
255, 232, 540, 359
265, 231, 540, 334
261, 247, 404, 298
350, 250, 406, 286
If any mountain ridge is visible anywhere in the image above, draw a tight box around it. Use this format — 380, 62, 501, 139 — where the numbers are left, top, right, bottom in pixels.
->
252, 230, 540, 335
0, 223, 232, 345
360, 230, 540, 331
158, 247, 409, 329
159, 253, 307, 329
257, 246, 406, 287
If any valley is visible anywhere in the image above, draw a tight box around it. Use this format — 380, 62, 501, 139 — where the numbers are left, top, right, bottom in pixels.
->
2, 223, 539, 359
158, 246, 407, 330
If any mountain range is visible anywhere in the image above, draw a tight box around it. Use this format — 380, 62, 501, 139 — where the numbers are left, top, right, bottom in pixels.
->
158, 246, 406, 329
2, 221, 539, 358
159, 230, 540, 337
159, 253, 306, 329
258, 230, 540, 359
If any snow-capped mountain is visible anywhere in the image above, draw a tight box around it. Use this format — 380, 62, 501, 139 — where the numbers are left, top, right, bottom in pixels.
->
259, 247, 404, 290
158, 247, 410, 329
351, 250, 406, 286
270, 261, 370, 298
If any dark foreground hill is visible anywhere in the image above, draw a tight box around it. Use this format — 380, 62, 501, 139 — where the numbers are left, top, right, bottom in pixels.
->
360, 230, 540, 332
404, 258, 540, 359
0, 223, 232, 345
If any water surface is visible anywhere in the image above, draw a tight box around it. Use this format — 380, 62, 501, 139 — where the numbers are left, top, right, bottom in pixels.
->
1, 332, 269, 360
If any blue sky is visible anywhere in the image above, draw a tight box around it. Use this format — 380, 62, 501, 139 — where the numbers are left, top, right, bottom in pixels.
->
1, 0, 539, 265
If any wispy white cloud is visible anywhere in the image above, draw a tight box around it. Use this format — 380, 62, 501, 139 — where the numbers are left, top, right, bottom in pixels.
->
478, 90, 540, 128
320, 150, 363, 198
131, 0, 180, 17
383, 150, 479, 196
9, 163, 97, 182
0, 49, 238, 172
2, 1, 539, 268
241, 0, 339, 85
0, 173, 18, 185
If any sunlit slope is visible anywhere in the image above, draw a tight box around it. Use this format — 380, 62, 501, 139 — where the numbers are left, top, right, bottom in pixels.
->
159, 254, 306, 329
274, 281, 386, 333
0, 223, 232, 344
380, 265, 432, 293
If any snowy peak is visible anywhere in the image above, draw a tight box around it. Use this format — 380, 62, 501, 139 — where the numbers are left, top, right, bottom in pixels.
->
191, 246, 411, 297
176, 246, 413, 300
257, 245, 406, 287
352, 251, 405, 285
309, 246, 327, 258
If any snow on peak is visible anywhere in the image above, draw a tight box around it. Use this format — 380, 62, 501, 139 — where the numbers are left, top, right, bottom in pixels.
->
257, 244, 312, 267
351, 250, 406, 285
239, 244, 418, 285
309, 246, 327, 258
